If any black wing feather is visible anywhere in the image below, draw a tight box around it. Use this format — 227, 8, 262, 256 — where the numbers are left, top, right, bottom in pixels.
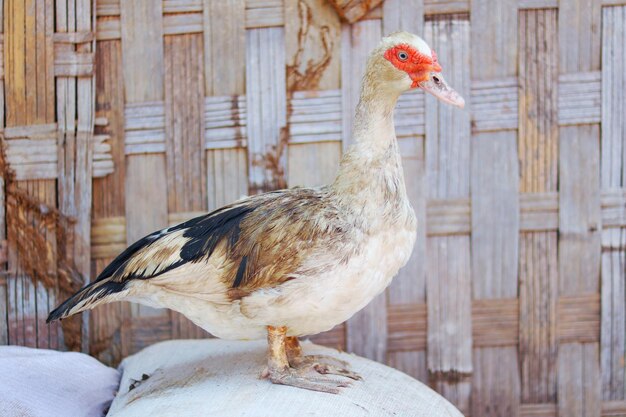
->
178, 204, 257, 263
94, 201, 260, 285
48, 196, 271, 322
94, 229, 166, 281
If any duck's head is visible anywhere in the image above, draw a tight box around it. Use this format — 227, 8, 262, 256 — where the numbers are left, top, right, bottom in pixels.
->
366, 31, 465, 108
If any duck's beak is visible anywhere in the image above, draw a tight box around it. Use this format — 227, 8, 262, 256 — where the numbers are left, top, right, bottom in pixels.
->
419, 72, 465, 108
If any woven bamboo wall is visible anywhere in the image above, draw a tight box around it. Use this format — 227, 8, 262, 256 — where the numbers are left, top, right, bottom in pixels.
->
1, 0, 625, 416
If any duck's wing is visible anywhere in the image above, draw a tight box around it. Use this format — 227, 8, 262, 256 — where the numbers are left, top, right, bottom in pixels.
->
112, 187, 355, 293
48, 188, 352, 321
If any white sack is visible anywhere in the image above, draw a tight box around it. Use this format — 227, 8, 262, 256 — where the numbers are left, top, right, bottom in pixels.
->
108, 339, 464, 417
0, 346, 120, 417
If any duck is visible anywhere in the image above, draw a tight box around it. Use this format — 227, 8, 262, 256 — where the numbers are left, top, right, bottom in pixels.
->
48, 31, 464, 394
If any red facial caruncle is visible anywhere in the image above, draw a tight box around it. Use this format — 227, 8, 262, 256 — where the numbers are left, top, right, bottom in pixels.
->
384, 44, 442, 88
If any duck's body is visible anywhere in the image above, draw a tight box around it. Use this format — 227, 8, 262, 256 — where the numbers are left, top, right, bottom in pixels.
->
49, 31, 463, 394
52, 136, 416, 341
129, 185, 416, 341
131, 146, 416, 340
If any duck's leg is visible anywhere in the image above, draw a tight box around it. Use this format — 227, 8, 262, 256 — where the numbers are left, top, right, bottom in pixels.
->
285, 336, 362, 381
264, 325, 350, 394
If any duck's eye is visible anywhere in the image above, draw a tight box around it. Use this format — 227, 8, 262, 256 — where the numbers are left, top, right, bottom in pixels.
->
397, 51, 409, 61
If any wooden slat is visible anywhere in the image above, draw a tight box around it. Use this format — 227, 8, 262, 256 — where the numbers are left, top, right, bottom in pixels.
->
91, 38, 127, 365
471, 77, 518, 133
245, 0, 284, 28
124, 102, 166, 154
472, 106, 520, 411
520, 192, 558, 232
93, 134, 115, 178
4, 124, 57, 180
602, 189, 626, 229
164, 34, 206, 215
520, 403, 557, 417
163, 12, 203, 35
559, 0, 601, 75
602, 401, 626, 416
601, 229, 626, 400
473, 347, 521, 417
204, 95, 247, 146
245, 27, 287, 194
425, 16, 472, 414
5, 0, 55, 125
164, 33, 207, 340
558, 293, 601, 343
471, 132, 519, 303
424, 0, 469, 15
57, 0, 97, 352
426, 198, 471, 236
120, 0, 169, 335
518, 0, 557, 8
523, 401, 626, 417
600, 5, 626, 402
558, 71, 601, 125
96, 0, 120, 16
558, 124, 602, 294
206, 149, 248, 211
424, 17, 472, 368
204, 0, 245, 96
91, 216, 126, 259
558, 344, 602, 417
387, 303, 427, 352
4, 0, 58, 350
53, 50, 94, 77
472, 298, 519, 347
383, 0, 423, 36
95, 17, 121, 41
4, 124, 112, 181
518, 9, 559, 404
202, 1, 247, 212
164, 0, 202, 13
558, 0, 603, 415
288, 90, 341, 144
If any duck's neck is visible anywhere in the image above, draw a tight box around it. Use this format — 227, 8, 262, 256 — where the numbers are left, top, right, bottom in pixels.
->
350, 77, 401, 150
331, 78, 408, 216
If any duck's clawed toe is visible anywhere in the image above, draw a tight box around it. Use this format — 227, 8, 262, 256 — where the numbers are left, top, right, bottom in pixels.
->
290, 355, 362, 381
265, 366, 352, 394
295, 354, 351, 369
311, 361, 363, 381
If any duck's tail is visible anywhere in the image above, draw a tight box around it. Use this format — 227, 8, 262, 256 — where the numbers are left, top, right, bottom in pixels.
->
46, 279, 127, 323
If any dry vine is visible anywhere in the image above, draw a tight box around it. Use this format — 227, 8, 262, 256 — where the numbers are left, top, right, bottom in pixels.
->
0, 135, 84, 350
